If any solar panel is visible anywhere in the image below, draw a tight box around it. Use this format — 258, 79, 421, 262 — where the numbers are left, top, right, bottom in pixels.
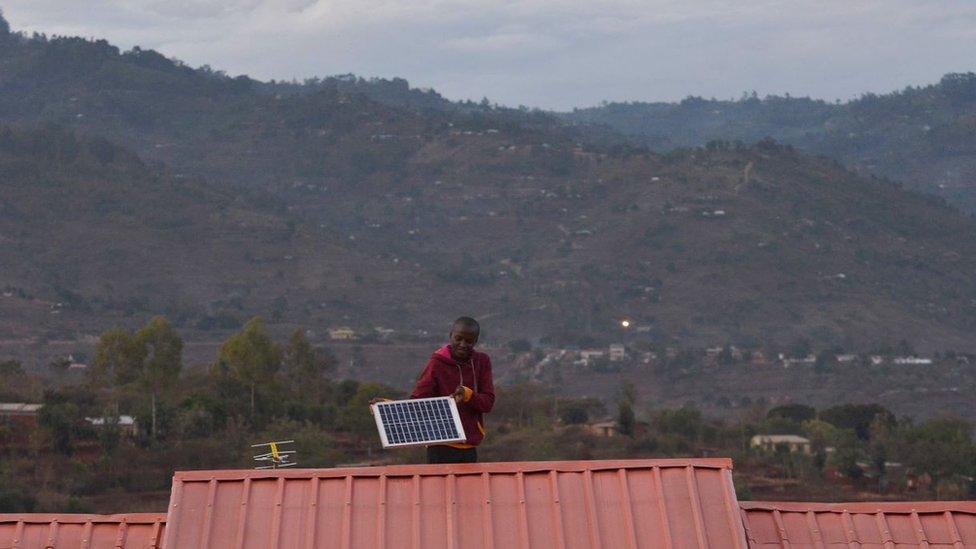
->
371, 396, 466, 448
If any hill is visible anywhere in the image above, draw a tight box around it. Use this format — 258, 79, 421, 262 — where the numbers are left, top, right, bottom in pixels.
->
561, 74, 976, 213
1, 15, 976, 353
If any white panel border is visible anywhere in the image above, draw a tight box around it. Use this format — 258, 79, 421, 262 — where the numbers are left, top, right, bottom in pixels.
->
371, 396, 467, 449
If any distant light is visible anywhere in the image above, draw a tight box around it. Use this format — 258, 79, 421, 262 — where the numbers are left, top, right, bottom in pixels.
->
620, 320, 631, 328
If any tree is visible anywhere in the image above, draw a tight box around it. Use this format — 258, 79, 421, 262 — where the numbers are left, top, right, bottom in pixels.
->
900, 418, 976, 490
802, 419, 838, 472
0, 10, 9, 38
0, 360, 25, 398
335, 381, 400, 436
0, 360, 23, 376
789, 338, 811, 357
767, 404, 817, 423
717, 345, 735, 365
820, 404, 894, 440
507, 339, 532, 353
653, 408, 704, 439
217, 317, 282, 420
48, 357, 70, 375
37, 388, 94, 457
617, 401, 636, 437
560, 405, 588, 425
133, 316, 183, 440
91, 327, 143, 387
616, 381, 638, 436
282, 329, 333, 401
868, 415, 895, 491
830, 430, 864, 480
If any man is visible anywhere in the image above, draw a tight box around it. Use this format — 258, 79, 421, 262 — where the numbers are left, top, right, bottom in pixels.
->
411, 317, 495, 463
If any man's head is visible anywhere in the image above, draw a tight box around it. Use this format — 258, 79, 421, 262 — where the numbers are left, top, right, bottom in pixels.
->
449, 317, 480, 361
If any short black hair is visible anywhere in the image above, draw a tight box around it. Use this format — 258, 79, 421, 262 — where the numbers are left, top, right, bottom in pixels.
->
452, 316, 480, 334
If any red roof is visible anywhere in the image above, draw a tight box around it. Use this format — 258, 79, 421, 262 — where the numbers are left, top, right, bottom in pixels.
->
0, 513, 166, 548
162, 458, 749, 549
739, 501, 976, 548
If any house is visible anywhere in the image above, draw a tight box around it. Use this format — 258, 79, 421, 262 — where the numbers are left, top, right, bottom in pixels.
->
328, 327, 357, 340
781, 355, 815, 368
0, 402, 43, 431
750, 350, 771, 366
836, 354, 858, 364
750, 434, 812, 454
608, 344, 626, 362
0, 403, 42, 417
373, 327, 396, 340
869, 355, 885, 365
68, 354, 88, 370
579, 349, 605, 360
893, 356, 934, 365
86, 415, 138, 437
588, 420, 617, 437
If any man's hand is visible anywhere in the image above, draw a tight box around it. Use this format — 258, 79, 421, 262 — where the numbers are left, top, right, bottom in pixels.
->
451, 386, 466, 403
368, 397, 392, 407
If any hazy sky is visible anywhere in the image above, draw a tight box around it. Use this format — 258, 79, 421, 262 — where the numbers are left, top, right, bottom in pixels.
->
4, 1, 975, 110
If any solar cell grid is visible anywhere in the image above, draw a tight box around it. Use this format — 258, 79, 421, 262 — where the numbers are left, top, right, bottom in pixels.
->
372, 397, 466, 448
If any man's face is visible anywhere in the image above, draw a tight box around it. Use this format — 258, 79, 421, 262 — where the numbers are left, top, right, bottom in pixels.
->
449, 327, 479, 361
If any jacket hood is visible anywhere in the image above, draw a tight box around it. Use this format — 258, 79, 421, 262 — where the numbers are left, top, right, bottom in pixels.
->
433, 344, 456, 364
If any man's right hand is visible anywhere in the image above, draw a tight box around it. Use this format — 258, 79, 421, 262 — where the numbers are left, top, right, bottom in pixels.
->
368, 397, 392, 406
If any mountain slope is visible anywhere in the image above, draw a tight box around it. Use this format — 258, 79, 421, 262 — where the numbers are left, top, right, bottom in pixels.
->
1, 17, 975, 351
0, 125, 414, 339
562, 74, 976, 213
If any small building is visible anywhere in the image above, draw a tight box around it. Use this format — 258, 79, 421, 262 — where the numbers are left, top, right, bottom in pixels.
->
587, 420, 617, 437
86, 415, 138, 437
608, 344, 626, 362
328, 327, 357, 340
781, 356, 815, 368
893, 356, 934, 365
0, 403, 43, 419
0, 403, 43, 433
579, 349, 605, 360
750, 434, 812, 455
750, 350, 771, 366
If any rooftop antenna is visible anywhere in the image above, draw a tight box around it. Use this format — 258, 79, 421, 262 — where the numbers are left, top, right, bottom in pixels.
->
251, 440, 297, 469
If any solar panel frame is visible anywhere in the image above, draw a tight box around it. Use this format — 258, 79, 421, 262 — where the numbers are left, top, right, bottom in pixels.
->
372, 396, 466, 449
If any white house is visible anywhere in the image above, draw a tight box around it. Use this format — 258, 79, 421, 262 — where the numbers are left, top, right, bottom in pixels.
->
750, 434, 812, 455
893, 357, 934, 365
580, 349, 606, 360
608, 344, 627, 362
86, 415, 138, 436
329, 327, 357, 340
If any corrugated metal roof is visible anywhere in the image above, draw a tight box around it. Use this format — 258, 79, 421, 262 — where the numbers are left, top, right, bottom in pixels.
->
162, 458, 749, 549
0, 513, 166, 548
739, 501, 976, 548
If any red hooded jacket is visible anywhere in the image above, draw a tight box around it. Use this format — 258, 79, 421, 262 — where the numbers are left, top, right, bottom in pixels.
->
411, 345, 494, 447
